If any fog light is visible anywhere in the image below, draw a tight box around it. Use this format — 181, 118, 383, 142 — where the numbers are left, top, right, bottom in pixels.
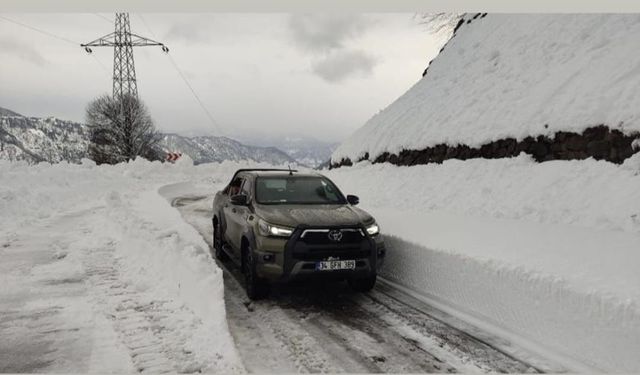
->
262, 253, 275, 262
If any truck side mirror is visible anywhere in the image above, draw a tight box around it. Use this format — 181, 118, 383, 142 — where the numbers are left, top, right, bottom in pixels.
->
230, 194, 249, 206
347, 195, 359, 205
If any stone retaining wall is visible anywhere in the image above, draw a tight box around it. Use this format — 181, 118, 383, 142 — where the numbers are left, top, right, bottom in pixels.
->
331, 125, 640, 169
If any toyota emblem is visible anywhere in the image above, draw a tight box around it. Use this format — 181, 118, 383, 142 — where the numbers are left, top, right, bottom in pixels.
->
328, 229, 343, 242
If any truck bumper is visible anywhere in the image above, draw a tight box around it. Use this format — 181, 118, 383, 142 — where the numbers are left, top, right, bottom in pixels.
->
255, 226, 385, 283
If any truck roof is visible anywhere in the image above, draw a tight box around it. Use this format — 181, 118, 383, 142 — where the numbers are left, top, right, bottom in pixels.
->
231, 168, 321, 179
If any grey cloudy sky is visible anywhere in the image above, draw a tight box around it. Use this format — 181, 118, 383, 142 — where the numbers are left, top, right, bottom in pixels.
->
0, 13, 448, 143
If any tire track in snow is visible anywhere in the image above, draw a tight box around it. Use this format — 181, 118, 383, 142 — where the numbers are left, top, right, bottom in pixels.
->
82, 222, 220, 373
364, 288, 542, 372
220, 255, 345, 373
82, 242, 176, 373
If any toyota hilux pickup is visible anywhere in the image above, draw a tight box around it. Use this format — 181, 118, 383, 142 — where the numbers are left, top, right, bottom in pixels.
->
212, 169, 385, 300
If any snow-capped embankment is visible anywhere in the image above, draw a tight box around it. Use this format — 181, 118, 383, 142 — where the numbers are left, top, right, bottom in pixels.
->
326, 155, 640, 372
332, 14, 640, 165
0, 158, 254, 372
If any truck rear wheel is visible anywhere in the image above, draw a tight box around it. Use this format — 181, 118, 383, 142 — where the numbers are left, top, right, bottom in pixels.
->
348, 274, 377, 293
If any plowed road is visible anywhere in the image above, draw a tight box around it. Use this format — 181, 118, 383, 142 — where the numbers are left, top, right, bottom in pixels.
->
173, 195, 564, 373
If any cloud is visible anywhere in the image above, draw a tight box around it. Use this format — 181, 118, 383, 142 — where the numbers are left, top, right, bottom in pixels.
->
165, 21, 212, 44
312, 50, 376, 83
288, 14, 372, 53
0, 36, 47, 66
288, 14, 379, 83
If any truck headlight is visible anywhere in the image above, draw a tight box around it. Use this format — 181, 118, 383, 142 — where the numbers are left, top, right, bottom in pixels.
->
258, 219, 293, 237
366, 222, 379, 236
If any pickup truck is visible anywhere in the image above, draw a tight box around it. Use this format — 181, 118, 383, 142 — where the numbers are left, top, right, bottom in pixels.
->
212, 169, 386, 299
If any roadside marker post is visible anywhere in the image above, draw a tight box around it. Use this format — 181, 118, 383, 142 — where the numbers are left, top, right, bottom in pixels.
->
165, 152, 182, 163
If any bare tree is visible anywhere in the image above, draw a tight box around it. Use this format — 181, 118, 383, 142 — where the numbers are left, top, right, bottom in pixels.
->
86, 94, 162, 164
415, 13, 463, 35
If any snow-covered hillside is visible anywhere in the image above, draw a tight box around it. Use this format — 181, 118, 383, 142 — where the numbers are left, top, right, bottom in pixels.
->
160, 133, 295, 165
237, 135, 338, 168
324, 13, 640, 372
0, 106, 297, 165
0, 112, 90, 163
0, 107, 22, 116
333, 14, 640, 163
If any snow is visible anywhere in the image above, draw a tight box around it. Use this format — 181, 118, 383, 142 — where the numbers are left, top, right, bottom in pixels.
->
326, 157, 640, 372
3, 153, 640, 371
333, 14, 640, 162
327, 19, 640, 369
0, 158, 261, 372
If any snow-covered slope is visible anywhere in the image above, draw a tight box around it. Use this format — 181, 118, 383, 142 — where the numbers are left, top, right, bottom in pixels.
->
0, 107, 23, 117
237, 135, 338, 168
333, 14, 640, 163
0, 112, 90, 163
159, 133, 296, 166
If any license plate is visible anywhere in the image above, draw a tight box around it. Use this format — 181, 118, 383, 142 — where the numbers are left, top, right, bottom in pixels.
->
316, 260, 356, 271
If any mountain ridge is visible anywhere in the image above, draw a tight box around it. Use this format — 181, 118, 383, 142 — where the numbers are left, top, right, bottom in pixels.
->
0, 106, 298, 165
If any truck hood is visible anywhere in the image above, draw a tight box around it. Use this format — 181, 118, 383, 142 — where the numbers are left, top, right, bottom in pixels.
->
254, 204, 374, 228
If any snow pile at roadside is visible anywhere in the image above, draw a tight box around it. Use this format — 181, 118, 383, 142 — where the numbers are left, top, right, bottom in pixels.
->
0, 158, 260, 372
326, 156, 640, 372
329, 154, 640, 233
333, 14, 640, 162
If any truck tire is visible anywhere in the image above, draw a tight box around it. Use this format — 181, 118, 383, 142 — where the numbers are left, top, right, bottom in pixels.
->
213, 220, 229, 261
243, 244, 269, 300
348, 274, 377, 293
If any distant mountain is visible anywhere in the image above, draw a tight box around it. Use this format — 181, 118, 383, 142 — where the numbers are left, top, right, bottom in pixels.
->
237, 135, 338, 168
159, 134, 296, 165
0, 108, 90, 163
0, 107, 23, 117
0, 106, 297, 165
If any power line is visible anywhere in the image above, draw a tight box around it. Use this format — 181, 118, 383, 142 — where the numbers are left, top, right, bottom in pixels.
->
136, 13, 158, 39
0, 15, 77, 46
165, 53, 224, 135
90, 54, 110, 75
136, 13, 225, 135
93, 13, 114, 24
0, 15, 111, 80
82, 13, 166, 100
1, 13, 222, 134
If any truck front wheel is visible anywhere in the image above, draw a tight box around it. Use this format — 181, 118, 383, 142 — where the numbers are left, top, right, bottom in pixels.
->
213, 220, 228, 261
243, 244, 269, 300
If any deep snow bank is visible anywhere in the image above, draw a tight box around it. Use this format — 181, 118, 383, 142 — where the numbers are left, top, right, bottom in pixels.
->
0, 158, 275, 372
326, 157, 640, 372
333, 14, 640, 163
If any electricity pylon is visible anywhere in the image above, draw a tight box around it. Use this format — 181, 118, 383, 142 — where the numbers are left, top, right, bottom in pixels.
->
81, 13, 168, 101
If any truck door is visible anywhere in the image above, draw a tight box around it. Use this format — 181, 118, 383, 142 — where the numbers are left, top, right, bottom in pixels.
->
223, 176, 251, 254
223, 176, 243, 255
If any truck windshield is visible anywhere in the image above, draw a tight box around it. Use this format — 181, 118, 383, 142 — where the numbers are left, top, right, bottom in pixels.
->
255, 176, 346, 204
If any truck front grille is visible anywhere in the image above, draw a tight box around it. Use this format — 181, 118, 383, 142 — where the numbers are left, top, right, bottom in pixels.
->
287, 227, 372, 262
300, 228, 364, 245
